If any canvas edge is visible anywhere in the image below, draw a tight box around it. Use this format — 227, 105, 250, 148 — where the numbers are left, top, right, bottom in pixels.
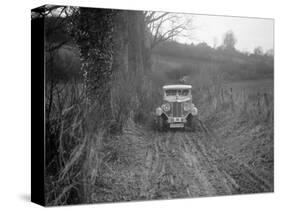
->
31, 5, 46, 207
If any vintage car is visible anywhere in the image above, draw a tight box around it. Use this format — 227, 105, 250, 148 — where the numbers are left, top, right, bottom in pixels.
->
155, 84, 198, 130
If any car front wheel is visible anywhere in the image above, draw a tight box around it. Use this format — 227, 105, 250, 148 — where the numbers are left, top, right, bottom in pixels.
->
156, 116, 167, 132
185, 114, 197, 131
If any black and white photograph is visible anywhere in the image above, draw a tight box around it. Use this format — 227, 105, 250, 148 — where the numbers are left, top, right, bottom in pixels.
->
31, 4, 273, 206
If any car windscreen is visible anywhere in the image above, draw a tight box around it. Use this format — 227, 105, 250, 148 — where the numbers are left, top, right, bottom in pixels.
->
165, 89, 178, 96
165, 89, 190, 96
180, 89, 189, 96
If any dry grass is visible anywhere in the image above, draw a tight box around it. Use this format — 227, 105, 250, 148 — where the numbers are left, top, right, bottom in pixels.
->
45, 82, 104, 205
198, 79, 274, 187
45, 78, 159, 205
196, 80, 273, 126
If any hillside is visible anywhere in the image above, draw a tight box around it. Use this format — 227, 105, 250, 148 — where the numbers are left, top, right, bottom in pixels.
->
151, 41, 273, 87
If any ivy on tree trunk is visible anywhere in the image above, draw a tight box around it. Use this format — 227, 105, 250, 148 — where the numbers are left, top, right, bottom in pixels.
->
72, 8, 116, 124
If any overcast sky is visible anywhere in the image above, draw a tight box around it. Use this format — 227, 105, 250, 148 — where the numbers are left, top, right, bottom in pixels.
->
182, 14, 274, 53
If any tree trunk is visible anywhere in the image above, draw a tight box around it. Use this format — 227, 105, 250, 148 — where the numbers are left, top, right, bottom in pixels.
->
72, 9, 151, 129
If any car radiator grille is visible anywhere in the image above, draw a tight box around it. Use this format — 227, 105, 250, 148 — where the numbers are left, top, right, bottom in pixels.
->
172, 102, 182, 117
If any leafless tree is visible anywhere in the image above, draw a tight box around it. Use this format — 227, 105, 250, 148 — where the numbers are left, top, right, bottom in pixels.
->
254, 46, 263, 55
31, 5, 74, 19
144, 11, 194, 49
32, 5, 79, 120
213, 37, 218, 49
32, 5, 79, 52
265, 49, 274, 57
221, 30, 237, 51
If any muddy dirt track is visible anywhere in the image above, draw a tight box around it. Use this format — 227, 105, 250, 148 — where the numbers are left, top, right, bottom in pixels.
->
93, 121, 273, 203
124, 122, 273, 200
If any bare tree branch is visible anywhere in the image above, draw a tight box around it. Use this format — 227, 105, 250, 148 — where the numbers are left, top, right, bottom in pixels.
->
146, 12, 169, 24
144, 11, 194, 49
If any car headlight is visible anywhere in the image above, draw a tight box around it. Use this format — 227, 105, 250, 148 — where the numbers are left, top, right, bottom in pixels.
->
156, 107, 163, 116
161, 103, 170, 112
191, 107, 198, 116
183, 102, 192, 111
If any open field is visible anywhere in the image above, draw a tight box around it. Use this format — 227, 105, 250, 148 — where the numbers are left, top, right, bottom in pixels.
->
223, 79, 273, 94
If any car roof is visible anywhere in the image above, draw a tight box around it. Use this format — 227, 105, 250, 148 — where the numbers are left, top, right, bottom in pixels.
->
163, 84, 192, 90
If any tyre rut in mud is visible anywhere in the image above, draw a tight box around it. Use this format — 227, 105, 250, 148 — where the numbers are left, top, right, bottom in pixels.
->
196, 121, 273, 194
146, 119, 273, 198
110, 119, 273, 202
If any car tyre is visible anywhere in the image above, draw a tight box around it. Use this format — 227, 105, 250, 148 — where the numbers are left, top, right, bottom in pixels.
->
186, 114, 197, 131
156, 116, 167, 132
